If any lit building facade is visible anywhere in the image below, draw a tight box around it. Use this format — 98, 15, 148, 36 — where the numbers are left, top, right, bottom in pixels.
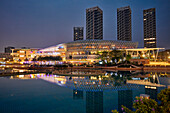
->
143, 8, 156, 48
38, 40, 138, 63
117, 6, 132, 41
86, 6, 103, 40
74, 27, 83, 41
11, 48, 39, 61
0, 53, 13, 60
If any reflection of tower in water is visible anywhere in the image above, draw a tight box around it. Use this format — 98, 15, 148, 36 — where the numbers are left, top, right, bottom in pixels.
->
145, 86, 157, 100
86, 91, 103, 113
118, 90, 133, 112
73, 89, 83, 100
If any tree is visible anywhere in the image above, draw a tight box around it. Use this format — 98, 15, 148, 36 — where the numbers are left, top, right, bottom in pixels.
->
37, 56, 62, 61
157, 88, 170, 112
112, 88, 170, 113
126, 54, 131, 61
101, 51, 108, 60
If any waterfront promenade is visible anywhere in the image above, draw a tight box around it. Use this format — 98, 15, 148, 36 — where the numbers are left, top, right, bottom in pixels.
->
1, 64, 170, 77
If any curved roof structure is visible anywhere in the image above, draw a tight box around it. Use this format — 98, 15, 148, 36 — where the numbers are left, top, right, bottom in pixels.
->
39, 40, 138, 52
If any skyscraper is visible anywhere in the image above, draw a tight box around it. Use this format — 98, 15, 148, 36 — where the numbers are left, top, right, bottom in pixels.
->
143, 8, 156, 48
73, 27, 84, 41
86, 6, 103, 40
117, 6, 132, 41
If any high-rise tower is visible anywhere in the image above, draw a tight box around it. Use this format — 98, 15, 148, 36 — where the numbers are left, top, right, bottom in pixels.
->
143, 8, 156, 48
117, 6, 132, 41
73, 27, 84, 41
86, 6, 103, 40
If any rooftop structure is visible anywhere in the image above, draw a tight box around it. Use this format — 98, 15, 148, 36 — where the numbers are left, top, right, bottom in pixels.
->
39, 40, 138, 63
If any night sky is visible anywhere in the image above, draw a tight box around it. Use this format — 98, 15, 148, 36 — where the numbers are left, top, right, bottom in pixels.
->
0, 0, 170, 52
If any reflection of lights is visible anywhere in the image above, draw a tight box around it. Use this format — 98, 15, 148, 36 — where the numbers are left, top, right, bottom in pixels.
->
75, 91, 77, 94
145, 86, 157, 89
168, 56, 170, 59
19, 70, 24, 72
142, 54, 145, 57
110, 72, 113, 76
91, 76, 97, 79
30, 75, 34, 78
120, 74, 122, 77
105, 73, 108, 76
115, 73, 117, 76
61, 81, 64, 84
99, 61, 103, 64
19, 75, 24, 78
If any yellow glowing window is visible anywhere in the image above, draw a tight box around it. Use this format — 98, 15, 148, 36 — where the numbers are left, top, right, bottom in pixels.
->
20, 55, 24, 57
20, 51, 25, 53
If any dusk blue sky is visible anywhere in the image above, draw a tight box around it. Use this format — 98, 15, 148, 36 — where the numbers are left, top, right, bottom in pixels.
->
0, 0, 170, 52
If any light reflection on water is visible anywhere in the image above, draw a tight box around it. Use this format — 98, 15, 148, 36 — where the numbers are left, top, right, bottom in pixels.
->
0, 71, 169, 113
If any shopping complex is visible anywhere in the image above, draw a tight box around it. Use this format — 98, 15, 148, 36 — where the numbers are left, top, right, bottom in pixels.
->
38, 40, 138, 63
5, 39, 168, 65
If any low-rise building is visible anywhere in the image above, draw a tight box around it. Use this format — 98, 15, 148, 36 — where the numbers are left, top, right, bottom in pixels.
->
0, 53, 13, 60
38, 40, 138, 63
11, 48, 39, 61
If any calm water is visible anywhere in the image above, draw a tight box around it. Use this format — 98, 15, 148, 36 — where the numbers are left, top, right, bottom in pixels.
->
0, 71, 169, 113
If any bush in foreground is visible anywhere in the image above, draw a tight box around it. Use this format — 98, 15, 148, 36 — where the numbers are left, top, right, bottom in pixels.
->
112, 88, 170, 113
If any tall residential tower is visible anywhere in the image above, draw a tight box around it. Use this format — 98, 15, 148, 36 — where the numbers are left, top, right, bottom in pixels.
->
73, 27, 84, 41
143, 8, 156, 48
86, 6, 103, 40
117, 6, 132, 41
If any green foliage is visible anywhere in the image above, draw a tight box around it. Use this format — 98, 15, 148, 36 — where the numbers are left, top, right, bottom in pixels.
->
100, 50, 123, 64
126, 54, 131, 61
111, 110, 119, 113
120, 97, 158, 113
101, 51, 108, 60
37, 56, 62, 61
117, 88, 170, 113
157, 88, 170, 112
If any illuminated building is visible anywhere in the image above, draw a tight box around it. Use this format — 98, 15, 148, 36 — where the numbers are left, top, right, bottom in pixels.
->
117, 6, 132, 41
0, 53, 13, 61
39, 40, 138, 63
74, 27, 84, 41
11, 48, 39, 61
158, 49, 170, 62
86, 6, 103, 40
143, 8, 156, 48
